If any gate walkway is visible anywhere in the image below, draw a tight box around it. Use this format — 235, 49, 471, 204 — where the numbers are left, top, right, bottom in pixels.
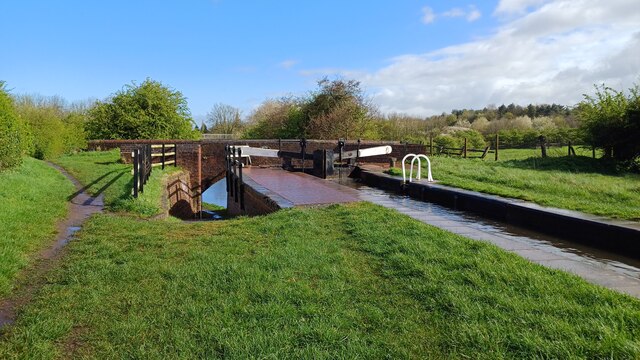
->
243, 168, 359, 206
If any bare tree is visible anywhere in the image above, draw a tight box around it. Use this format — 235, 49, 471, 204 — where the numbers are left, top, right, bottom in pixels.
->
206, 103, 243, 134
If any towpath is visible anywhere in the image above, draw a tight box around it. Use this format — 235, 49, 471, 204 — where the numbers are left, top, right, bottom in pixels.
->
0, 163, 103, 329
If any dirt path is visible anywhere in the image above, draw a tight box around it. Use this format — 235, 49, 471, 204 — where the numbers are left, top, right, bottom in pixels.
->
0, 162, 104, 329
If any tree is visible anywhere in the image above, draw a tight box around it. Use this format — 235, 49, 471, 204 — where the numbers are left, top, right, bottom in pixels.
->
206, 103, 243, 135
85, 78, 199, 140
304, 78, 374, 139
578, 84, 640, 164
243, 97, 304, 139
0, 82, 30, 170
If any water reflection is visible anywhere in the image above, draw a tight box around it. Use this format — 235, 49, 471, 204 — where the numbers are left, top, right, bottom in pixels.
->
202, 178, 227, 208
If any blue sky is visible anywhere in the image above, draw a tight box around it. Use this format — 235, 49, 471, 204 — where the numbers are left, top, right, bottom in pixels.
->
2, 0, 639, 119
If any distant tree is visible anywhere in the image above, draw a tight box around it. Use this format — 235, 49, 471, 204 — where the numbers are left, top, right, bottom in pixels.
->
0, 82, 30, 170
85, 78, 199, 140
206, 103, 243, 135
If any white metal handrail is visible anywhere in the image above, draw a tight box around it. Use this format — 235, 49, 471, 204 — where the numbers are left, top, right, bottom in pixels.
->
401, 153, 434, 183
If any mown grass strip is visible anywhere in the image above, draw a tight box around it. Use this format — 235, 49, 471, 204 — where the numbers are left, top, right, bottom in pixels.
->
0, 158, 75, 296
0, 203, 638, 358
54, 149, 180, 217
390, 152, 640, 220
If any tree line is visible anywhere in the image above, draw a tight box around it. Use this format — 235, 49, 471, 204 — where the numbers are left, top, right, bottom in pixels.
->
1, 77, 638, 171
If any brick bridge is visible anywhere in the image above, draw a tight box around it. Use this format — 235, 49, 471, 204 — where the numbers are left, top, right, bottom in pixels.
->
88, 139, 428, 214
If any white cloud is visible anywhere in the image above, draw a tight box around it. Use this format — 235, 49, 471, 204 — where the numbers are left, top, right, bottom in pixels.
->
424, 5, 482, 24
494, 0, 550, 16
358, 0, 640, 116
466, 7, 482, 22
421, 6, 435, 24
279, 59, 298, 69
442, 8, 466, 18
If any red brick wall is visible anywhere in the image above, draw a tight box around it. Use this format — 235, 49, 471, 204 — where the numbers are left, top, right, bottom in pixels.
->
87, 139, 428, 193
164, 171, 199, 219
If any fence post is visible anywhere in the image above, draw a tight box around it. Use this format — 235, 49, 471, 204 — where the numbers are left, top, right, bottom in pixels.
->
162, 144, 165, 169
539, 135, 547, 158
429, 135, 433, 155
233, 146, 239, 203
463, 138, 467, 158
299, 138, 307, 173
238, 148, 244, 211
145, 145, 150, 184
355, 139, 361, 164
139, 147, 145, 194
495, 133, 499, 161
592, 146, 596, 159
132, 150, 138, 198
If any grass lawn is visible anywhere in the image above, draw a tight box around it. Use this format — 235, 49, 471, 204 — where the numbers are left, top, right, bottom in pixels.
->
1, 202, 638, 358
54, 149, 180, 217
390, 150, 640, 221
0, 158, 75, 296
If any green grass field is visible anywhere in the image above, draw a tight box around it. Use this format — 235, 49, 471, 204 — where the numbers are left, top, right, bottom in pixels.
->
390, 149, 640, 220
0, 203, 638, 358
0, 158, 75, 296
54, 149, 180, 217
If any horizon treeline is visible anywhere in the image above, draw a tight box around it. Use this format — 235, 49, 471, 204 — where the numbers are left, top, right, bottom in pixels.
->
2, 78, 638, 171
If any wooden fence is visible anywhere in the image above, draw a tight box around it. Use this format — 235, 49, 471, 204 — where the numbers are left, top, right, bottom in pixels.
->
433, 134, 499, 160
132, 144, 177, 198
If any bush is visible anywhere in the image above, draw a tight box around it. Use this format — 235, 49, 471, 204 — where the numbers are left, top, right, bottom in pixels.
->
578, 84, 640, 164
86, 78, 200, 140
14, 95, 87, 160
0, 82, 29, 170
435, 128, 486, 150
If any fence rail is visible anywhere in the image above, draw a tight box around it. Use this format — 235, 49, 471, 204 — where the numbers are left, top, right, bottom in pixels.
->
132, 144, 177, 198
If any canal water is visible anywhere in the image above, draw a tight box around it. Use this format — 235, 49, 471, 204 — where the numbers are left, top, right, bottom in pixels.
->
202, 179, 227, 208
334, 178, 640, 281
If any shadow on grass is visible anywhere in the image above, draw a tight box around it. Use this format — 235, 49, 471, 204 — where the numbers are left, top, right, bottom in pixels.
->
67, 170, 127, 202
499, 156, 620, 175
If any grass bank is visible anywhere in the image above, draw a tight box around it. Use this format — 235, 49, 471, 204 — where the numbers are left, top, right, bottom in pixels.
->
390, 151, 640, 220
54, 149, 179, 217
0, 158, 75, 296
1, 203, 638, 358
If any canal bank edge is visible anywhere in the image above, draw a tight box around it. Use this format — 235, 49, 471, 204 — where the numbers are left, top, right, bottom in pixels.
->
352, 167, 640, 256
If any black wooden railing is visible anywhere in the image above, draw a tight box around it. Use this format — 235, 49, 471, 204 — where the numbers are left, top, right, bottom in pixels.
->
225, 145, 245, 211
132, 143, 177, 198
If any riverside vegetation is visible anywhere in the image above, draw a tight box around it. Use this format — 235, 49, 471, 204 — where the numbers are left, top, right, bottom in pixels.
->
0, 150, 639, 358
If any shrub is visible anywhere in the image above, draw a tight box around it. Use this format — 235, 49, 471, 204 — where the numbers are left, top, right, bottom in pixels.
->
578, 84, 640, 164
13, 95, 86, 160
0, 82, 29, 170
435, 128, 486, 150
86, 78, 200, 140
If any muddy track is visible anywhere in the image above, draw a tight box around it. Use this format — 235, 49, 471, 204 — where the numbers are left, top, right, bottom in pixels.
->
0, 162, 104, 330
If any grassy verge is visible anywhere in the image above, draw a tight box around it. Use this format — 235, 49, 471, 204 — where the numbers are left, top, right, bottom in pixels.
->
389, 151, 640, 220
0, 158, 75, 296
54, 149, 179, 217
1, 203, 638, 358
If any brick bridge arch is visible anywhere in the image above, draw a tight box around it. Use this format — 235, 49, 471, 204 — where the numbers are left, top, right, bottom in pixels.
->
88, 138, 426, 207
